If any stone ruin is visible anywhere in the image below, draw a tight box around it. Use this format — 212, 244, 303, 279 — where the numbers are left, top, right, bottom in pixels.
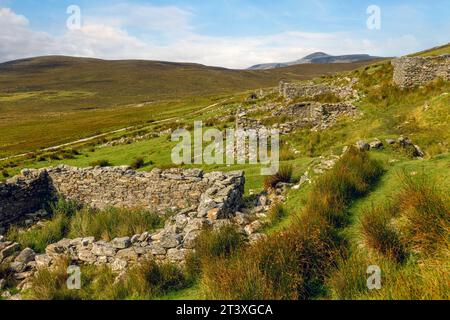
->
279, 80, 357, 101
0, 166, 245, 230
235, 101, 360, 134
0, 166, 255, 292
392, 55, 450, 89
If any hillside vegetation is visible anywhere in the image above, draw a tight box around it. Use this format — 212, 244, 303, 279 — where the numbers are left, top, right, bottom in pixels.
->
0, 56, 377, 157
0, 46, 449, 301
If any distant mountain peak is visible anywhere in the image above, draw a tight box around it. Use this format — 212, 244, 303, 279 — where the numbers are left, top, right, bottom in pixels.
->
248, 52, 381, 70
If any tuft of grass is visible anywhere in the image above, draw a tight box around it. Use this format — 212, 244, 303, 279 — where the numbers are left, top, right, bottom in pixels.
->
130, 157, 145, 170
267, 202, 287, 225
7, 213, 71, 253
395, 172, 450, 255
89, 159, 112, 167
68, 207, 163, 241
360, 204, 407, 263
185, 225, 245, 280
263, 164, 293, 191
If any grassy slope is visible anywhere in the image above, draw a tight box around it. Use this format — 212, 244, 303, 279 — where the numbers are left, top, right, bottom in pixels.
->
1, 46, 449, 299
0, 56, 377, 157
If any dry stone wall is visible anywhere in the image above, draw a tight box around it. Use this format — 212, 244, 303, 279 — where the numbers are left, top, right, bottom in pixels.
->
0, 170, 52, 230
392, 55, 450, 89
0, 166, 245, 229
279, 81, 357, 100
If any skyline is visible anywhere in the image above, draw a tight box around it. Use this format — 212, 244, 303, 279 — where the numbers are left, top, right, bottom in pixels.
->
0, 0, 449, 68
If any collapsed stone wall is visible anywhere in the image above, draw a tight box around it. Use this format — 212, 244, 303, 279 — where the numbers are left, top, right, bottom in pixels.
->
0, 166, 245, 229
0, 170, 52, 229
392, 55, 450, 89
279, 81, 356, 100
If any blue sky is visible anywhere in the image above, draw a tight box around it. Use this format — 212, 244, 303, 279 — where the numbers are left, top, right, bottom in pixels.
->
0, 0, 449, 68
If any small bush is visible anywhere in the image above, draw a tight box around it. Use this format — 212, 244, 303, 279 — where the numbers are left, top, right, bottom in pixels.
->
130, 157, 145, 170
49, 153, 61, 160
89, 159, 112, 167
1, 169, 9, 178
263, 164, 293, 190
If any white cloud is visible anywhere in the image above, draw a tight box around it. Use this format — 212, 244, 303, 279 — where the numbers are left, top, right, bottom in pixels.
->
0, 6, 429, 69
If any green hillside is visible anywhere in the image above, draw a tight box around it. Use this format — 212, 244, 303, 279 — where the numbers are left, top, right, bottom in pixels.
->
0, 56, 377, 157
0, 45, 449, 301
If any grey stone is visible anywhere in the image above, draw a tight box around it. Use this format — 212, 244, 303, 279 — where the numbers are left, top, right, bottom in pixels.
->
167, 249, 188, 262
9, 261, 26, 273
386, 138, 396, 145
14, 248, 36, 264
356, 140, 370, 151
369, 140, 383, 149
111, 237, 131, 249
0, 243, 20, 262
92, 242, 117, 257
35, 254, 52, 269
159, 233, 180, 249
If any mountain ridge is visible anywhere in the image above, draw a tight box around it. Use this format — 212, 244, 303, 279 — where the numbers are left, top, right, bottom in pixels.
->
248, 52, 382, 70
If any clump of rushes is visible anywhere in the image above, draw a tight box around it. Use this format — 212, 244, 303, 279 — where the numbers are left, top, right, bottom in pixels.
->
267, 202, 287, 225
201, 148, 384, 300
185, 225, 245, 279
360, 203, 406, 263
263, 164, 293, 191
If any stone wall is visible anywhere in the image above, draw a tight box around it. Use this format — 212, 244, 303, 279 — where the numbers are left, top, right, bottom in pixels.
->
392, 55, 450, 89
0, 170, 51, 229
279, 81, 356, 100
0, 166, 245, 228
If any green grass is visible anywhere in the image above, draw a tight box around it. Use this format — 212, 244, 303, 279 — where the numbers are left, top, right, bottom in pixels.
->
0, 56, 373, 158
7, 199, 164, 253
24, 257, 190, 300
198, 149, 384, 300
328, 170, 449, 300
